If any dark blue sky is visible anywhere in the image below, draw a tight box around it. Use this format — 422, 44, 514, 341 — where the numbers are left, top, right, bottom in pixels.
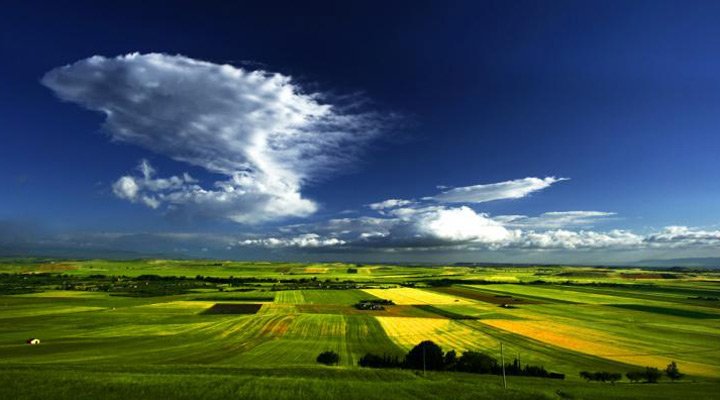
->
2, 1, 720, 262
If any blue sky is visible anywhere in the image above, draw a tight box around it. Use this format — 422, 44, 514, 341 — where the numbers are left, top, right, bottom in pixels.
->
2, 1, 720, 264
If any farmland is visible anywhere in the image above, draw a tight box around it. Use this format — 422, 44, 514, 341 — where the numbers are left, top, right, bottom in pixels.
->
0, 259, 719, 399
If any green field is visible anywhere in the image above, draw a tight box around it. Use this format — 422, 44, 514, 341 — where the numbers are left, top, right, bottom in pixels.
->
1, 259, 719, 399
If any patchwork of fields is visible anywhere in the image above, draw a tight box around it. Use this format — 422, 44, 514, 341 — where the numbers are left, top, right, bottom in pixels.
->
0, 260, 719, 399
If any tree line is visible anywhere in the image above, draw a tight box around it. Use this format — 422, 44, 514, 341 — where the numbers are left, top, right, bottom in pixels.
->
354, 340, 564, 379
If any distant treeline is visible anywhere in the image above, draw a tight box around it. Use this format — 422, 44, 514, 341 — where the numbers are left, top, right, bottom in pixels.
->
357, 341, 564, 380
0, 272, 365, 297
421, 277, 682, 288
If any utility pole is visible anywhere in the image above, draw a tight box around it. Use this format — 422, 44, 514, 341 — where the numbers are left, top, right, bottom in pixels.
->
500, 342, 507, 389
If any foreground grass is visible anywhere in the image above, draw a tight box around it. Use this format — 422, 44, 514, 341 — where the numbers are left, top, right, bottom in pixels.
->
0, 364, 716, 400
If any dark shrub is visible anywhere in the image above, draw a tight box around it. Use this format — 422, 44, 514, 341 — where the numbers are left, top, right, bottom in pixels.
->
549, 372, 565, 380
405, 341, 445, 371
316, 350, 339, 366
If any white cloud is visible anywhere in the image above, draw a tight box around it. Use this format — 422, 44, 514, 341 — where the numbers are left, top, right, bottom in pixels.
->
410, 206, 517, 245
644, 226, 720, 247
243, 205, 518, 249
241, 233, 346, 248
430, 177, 568, 203
237, 205, 720, 253
111, 160, 318, 224
112, 159, 196, 210
112, 176, 139, 201
368, 199, 413, 210
243, 223, 720, 252
514, 229, 643, 250
43, 53, 384, 224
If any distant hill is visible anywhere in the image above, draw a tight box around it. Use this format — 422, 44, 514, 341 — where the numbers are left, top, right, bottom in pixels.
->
631, 257, 720, 268
0, 245, 167, 260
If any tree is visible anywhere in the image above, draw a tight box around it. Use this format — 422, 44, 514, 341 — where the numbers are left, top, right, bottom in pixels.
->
665, 361, 683, 381
316, 351, 339, 366
645, 367, 662, 383
626, 370, 644, 383
597, 372, 611, 382
456, 351, 498, 374
405, 341, 445, 371
520, 364, 549, 378
580, 371, 621, 383
358, 353, 402, 368
443, 349, 458, 371
506, 358, 521, 375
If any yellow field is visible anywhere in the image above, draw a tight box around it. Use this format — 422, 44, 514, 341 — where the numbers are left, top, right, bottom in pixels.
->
362, 288, 474, 305
303, 267, 329, 273
376, 316, 497, 352
136, 300, 216, 312
481, 319, 720, 377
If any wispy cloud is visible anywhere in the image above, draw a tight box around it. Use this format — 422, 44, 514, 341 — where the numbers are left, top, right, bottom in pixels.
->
366, 176, 569, 216
494, 211, 616, 229
43, 53, 386, 223
430, 177, 568, 203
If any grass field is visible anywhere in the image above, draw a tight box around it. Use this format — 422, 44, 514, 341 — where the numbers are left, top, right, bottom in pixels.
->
0, 258, 718, 399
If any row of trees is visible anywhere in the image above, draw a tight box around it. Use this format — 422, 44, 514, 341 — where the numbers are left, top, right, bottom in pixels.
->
581, 362, 683, 384
357, 341, 564, 379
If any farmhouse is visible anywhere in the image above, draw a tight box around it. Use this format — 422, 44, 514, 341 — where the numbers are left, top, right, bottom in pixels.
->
26, 338, 40, 345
